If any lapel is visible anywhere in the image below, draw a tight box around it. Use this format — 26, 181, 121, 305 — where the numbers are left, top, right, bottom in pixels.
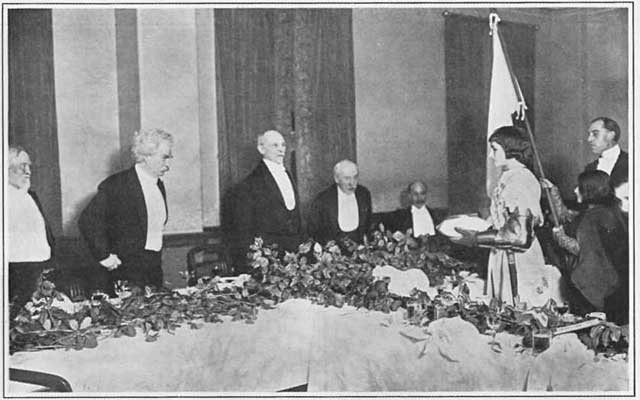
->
129, 167, 148, 230
328, 185, 339, 229
404, 207, 414, 231
157, 179, 168, 224
28, 190, 55, 247
354, 186, 367, 229
612, 150, 627, 175
260, 160, 296, 209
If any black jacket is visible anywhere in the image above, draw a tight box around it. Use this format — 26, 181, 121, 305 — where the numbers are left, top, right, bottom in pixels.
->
584, 149, 628, 188
384, 206, 441, 235
79, 167, 167, 262
229, 161, 302, 257
308, 184, 372, 245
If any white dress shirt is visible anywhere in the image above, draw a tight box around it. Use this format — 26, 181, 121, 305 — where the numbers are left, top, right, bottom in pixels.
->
597, 144, 621, 175
337, 188, 359, 232
263, 159, 296, 210
7, 185, 51, 262
411, 205, 435, 236
135, 164, 167, 251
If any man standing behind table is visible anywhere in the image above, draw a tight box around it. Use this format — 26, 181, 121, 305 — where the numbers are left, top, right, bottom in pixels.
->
584, 117, 628, 188
385, 181, 440, 237
308, 160, 372, 245
7, 146, 56, 316
79, 128, 173, 292
229, 130, 302, 272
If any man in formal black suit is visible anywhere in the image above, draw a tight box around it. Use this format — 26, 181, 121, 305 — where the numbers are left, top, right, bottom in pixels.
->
308, 160, 372, 245
229, 130, 302, 272
584, 116, 628, 188
386, 181, 439, 237
79, 128, 173, 291
7, 146, 56, 316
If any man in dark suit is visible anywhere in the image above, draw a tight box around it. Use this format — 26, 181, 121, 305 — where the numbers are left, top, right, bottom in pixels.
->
79, 128, 173, 292
584, 116, 628, 188
308, 160, 372, 245
386, 181, 440, 237
229, 130, 302, 272
7, 146, 56, 316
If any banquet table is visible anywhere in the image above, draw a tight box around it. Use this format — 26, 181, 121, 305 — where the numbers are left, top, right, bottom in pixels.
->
8, 299, 630, 394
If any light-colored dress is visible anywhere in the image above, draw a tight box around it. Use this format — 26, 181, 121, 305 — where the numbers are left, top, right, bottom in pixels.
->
486, 166, 555, 308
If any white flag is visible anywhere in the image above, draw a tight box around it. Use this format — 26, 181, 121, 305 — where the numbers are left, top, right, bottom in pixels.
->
486, 13, 527, 197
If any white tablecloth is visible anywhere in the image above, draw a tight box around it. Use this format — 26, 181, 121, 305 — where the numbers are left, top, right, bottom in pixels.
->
9, 299, 629, 394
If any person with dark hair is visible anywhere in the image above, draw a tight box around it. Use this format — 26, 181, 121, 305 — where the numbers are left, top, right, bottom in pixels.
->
584, 117, 628, 188
385, 181, 439, 237
453, 126, 556, 307
542, 170, 628, 324
7, 145, 56, 317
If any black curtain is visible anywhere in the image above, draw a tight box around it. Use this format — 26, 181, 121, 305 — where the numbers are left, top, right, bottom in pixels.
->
445, 13, 536, 214
215, 9, 356, 231
8, 9, 62, 236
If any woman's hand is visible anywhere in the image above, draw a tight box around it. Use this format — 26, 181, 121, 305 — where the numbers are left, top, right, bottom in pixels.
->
540, 178, 560, 195
451, 227, 478, 247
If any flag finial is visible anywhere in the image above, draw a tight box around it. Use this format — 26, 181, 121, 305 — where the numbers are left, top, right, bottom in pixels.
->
489, 13, 501, 36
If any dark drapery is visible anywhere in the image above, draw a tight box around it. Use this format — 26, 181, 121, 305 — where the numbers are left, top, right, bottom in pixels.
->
445, 13, 536, 214
293, 9, 356, 217
215, 9, 356, 230
8, 9, 62, 236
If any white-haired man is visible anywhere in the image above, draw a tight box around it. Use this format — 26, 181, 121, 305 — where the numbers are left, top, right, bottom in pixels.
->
79, 128, 173, 292
308, 159, 372, 245
229, 130, 301, 272
7, 145, 55, 316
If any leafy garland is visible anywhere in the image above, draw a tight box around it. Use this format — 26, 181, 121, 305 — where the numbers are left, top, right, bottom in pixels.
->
9, 227, 626, 356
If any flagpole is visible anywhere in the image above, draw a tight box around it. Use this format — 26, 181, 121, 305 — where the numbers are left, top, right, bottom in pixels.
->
494, 21, 560, 227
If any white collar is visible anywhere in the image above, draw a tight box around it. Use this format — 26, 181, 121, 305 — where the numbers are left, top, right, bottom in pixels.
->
600, 144, 621, 160
337, 186, 356, 199
135, 163, 159, 184
263, 158, 286, 172
411, 205, 428, 213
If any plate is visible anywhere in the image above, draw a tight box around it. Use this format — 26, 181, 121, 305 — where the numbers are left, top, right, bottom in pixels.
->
437, 215, 491, 238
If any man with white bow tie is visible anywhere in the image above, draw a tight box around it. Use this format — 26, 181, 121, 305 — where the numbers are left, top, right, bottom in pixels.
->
386, 181, 438, 237
584, 117, 628, 188
229, 130, 302, 272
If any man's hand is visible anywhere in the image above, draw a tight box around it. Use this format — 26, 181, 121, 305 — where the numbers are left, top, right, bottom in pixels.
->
99, 254, 122, 271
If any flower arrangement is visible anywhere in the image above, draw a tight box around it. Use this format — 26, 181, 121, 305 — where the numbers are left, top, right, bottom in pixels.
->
9, 226, 626, 356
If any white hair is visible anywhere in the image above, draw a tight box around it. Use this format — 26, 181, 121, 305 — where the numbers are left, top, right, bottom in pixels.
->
333, 159, 358, 179
257, 130, 282, 146
131, 128, 174, 163
8, 145, 28, 166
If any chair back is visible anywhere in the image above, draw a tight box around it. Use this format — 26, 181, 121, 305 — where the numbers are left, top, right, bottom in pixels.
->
186, 244, 231, 286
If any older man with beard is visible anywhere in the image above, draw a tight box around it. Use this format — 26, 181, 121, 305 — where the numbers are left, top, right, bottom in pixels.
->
7, 145, 56, 316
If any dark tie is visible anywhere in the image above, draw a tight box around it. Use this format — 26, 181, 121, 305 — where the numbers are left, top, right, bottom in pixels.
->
157, 179, 167, 222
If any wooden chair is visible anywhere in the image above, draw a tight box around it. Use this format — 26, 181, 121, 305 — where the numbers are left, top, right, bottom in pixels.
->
186, 244, 232, 286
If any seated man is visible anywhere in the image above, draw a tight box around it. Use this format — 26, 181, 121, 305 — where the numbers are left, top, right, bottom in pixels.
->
308, 159, 372, 245
7, 146, 55, 317
386, 181, 439, 237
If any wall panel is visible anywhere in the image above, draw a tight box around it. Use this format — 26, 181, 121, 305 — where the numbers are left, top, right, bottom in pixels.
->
52, 9, 120, 236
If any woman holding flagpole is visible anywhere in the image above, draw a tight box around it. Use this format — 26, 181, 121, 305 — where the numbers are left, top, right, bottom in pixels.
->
453, 126, 556, 308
